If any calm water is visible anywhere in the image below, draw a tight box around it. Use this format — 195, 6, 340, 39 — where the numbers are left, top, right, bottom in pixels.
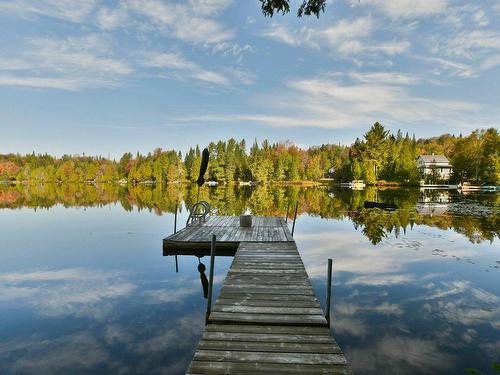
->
0, 184, 499, 374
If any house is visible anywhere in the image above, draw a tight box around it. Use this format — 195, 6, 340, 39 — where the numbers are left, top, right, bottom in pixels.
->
416, 154, 453, 181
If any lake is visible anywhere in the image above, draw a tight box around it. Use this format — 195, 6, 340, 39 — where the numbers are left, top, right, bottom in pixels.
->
0, 183, 499, 374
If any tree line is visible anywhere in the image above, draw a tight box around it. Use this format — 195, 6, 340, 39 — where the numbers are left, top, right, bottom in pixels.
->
1, 124, 499, 185
1, 183, 498, 244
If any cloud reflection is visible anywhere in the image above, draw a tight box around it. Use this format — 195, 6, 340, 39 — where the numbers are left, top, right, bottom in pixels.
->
0, 268, 135, 319
297, 223, 500, 374
348, 336, 456, 375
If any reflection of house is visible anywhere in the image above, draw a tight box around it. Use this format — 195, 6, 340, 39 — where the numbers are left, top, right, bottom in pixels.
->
418, 190, 450, 204
417, 154, 452, 180
416, 203, 448, 216
417, 190, 449, 216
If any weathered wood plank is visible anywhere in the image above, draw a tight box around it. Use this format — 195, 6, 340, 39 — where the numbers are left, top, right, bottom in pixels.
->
208, 312, 327, 326
187, 361, 351, 375
212, 305, 324, 315
202, 331, 336, 343
215, 292, 319, 302
220, 287, 315, 296
193, 350, 347, 365
197, 340, 341, 354
204, 324, 331, 336
215, 298, 321, 308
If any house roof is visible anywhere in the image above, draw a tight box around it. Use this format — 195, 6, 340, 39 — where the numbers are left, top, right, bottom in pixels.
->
418, 155, 450, 164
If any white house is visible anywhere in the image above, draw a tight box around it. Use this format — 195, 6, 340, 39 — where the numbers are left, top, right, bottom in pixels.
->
416, 154, 453, 181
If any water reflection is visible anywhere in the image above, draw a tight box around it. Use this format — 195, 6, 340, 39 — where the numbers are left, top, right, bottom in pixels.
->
0, 184, 499, 374
294, 216, 500, 375
1, 183, 499, 244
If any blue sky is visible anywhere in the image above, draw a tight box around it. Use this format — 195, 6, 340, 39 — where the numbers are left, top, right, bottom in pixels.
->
1, 0, 499, 157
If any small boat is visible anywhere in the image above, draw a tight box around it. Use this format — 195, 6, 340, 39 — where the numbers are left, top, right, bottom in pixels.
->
340, 180, 366, 189
479, 185, 500, 191
364, 201, 398, 211
206, 181, 218, 187
458, 183, 499, 191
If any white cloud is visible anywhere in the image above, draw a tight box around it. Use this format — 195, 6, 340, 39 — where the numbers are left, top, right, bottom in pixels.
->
28, 34, 132, 75
338, 40, 410, 56
322, 17, 374, 46
472, 9, 489, 26
353, 0, 449, 18
188, 0, 233, 16
96, 7, 128, 30
480, 54, 500, 70
0, 0, 96, 22
0, 34, 132, 90
143, 52, 231, 86
145, 52, 198, 71
261, 17, 409, 57
263, 20, 369, 50
427, 26, 500, 78
126, 0, 234, 45
349, 72, 418, 85
262, 24, 300, 46
211, 42, 254, 62
445, 30, 500, 59
419, 56, 477, 78
280, 75, 479, 128
180, 71, 482, 130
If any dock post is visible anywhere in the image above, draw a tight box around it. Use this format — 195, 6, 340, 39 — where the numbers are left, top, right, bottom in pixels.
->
291, 201, 299, 236
205, 234, 216, 325
175, 254, 179, 273
285, 201, 290, 223
325, 258, 333, 327
174, 203, 178, 234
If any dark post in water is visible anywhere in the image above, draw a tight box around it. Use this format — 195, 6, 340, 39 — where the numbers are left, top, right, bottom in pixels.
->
325, 258, 333, 327
291, 201, 299, 236
205, 234, 216, 325
173, 203, 178, 234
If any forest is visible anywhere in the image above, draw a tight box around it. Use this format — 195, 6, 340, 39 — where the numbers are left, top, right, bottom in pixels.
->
1, 124, 499, 185
1, 183, 498, 245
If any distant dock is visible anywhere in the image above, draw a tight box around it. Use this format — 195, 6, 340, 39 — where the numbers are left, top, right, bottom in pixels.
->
163, 215, 352, 374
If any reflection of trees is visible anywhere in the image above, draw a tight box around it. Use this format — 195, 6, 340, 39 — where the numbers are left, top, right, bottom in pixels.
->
1, 183, 498, 243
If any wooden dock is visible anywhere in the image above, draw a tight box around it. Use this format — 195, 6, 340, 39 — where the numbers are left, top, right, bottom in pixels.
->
163, 216, 293, 256
163, 216, 352, 374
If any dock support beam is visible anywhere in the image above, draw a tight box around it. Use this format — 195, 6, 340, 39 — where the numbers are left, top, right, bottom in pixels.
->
285, 202, 290, 223
291, 201, 299, 236
325, 258, 332, 327
174, 203, 178, 234
174, 204, 179, 273
205, 234, 216, 325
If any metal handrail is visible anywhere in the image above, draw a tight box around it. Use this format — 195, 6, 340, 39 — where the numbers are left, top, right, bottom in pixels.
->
186, 201, 211, 226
